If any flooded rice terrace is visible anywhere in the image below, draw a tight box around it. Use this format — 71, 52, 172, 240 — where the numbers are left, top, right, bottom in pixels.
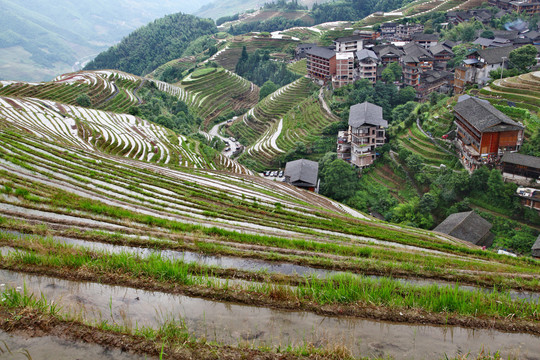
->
0, 330, 153, 360
6, 230, 540, 303
1, 270, 539, 359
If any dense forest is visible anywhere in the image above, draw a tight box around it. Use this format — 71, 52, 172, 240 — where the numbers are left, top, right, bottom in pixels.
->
310, 0, 416, 23
235, 48, 300, 88
84, 13, 217, 76
227, 17, 310, 35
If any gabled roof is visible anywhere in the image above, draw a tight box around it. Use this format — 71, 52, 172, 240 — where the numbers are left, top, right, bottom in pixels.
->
411, 33, 439, 41
306, 46, 336, 59
525, 30, 540, 39
297, 43, 316, 50
430, 43, 454, 55
421, 70, 453, 84
501, 152, 540, 169
475, 46, 514, 64
434, 211, 493, 246
403, 42, 434, 59
473, 37, 494, 47
356, 49, 378, 61
284, 159, 319, 187
374, 45, 404, 58
348, 102, 388, 128
491, 30, 519, 40
533, 235, 540, 253
454, 97, 524, 133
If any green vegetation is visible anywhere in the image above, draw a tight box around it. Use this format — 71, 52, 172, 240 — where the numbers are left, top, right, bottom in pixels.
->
311, 0, 417, 23
179, 66, 258, 128
85, 13, 217, 76
129, 82, 201, 135
3, 240, 539, 321
235, 47, 300, 87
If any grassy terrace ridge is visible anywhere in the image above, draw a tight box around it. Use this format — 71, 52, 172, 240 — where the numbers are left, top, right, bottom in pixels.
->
232, 77, 317, 170
179, 67, 259, 129
397, 122, 457, 167
213, 36, 299, 72
0, 71, 141, 114
0, 93, 248, 173
476, 70, 540, 131
0, 130, 539, 294
0, 235, 538, 333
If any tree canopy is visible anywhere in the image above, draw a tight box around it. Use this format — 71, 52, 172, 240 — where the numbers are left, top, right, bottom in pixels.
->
509, 44, 538, 72
85, 13, 216, 75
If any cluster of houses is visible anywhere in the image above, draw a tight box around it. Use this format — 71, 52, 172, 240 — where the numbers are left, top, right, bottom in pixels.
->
296, 9, 540, 101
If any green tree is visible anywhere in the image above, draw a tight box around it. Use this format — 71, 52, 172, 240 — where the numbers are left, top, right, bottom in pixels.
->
259, 80, 279, 100
319, 159, 358, 202
381, 62, 402, 83
480, 30, 494, 39
76, 93, 91, 107
509, 44, 538, 72
397, 86, 416, 104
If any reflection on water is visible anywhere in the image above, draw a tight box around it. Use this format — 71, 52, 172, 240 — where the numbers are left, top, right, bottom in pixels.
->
1, 270, 538, 359
0, 330, 153, 360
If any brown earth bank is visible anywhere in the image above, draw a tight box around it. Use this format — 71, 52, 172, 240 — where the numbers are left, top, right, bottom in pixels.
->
1, 263, 538, 336
0, 308, 330, 360
1, 224, 539, 292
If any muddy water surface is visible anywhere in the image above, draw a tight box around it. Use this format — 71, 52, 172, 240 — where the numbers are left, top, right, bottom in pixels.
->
0, 330, 153, 360
1, 270, 538, 359
3, 230, 540, 302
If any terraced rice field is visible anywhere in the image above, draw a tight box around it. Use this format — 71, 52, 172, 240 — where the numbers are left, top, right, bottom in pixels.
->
0, 95, 249, 174
0, 119, 539, 359
287, 59, 308, 75
231, 78, 320, 169
397, 122, 457, 167
362, 163, 410, 202
213, 36, 298, 71
479, 71, 540, 123
179, 68, 259, 129
0, 71, 142, 114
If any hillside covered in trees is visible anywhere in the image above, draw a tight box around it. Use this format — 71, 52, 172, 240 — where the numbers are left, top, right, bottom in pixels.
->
84, 13, 217, 76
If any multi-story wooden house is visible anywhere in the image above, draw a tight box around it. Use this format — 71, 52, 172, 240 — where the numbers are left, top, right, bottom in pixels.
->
454, 96, 524, 170
355, 49, 379, 84
345, 102, 388, 168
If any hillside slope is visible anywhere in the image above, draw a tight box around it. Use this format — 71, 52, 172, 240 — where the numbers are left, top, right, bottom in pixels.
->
0, 0, 213, 82
84, 13, 217, 76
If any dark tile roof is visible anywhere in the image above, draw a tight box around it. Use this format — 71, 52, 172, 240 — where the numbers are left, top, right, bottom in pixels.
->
335, 35, 364, 43
306, 46, 336, 59
501, 152, 540, 169
475, 46, 514, 64
356, 49, 378, 61
373, 44, 404, 58
404, 42, 434, 60
297, 43, 316, 50
434, 211, 493, 246
454, 97, 524, 132
430, 43, 454, 55
513, 38, 533, 45
284, 159, 319, 187
491, 30, 519, 40
421, 70, 453, 84
411, 33, 439, 41
473, 37, 494, 47
348, 102, 388, 128
525, 30, 540, 39
533, 235, 540, 256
